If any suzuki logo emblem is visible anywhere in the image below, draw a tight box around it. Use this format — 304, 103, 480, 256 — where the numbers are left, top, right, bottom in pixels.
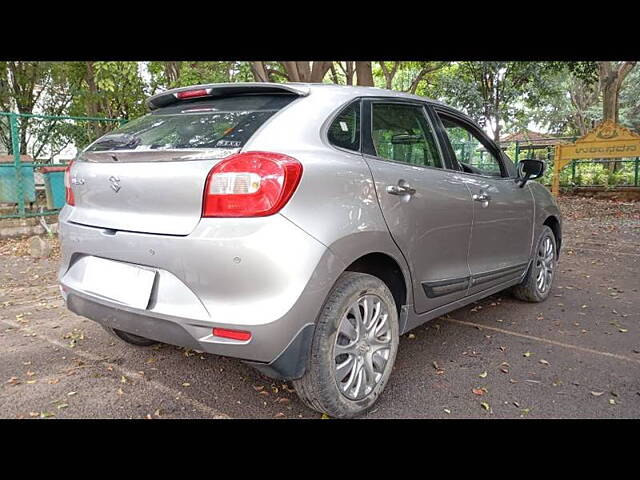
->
109, 176, 121, 193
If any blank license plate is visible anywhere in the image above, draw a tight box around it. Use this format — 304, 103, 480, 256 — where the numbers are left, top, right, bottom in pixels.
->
81, 257, 156, 309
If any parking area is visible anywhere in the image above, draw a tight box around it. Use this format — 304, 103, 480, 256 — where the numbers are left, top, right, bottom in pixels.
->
1, 196, 638, 419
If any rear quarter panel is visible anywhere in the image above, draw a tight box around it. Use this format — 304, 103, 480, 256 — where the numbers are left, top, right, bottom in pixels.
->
243, 89, 414, 308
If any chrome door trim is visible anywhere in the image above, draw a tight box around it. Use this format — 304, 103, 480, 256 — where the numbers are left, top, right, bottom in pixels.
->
361, 97, 453, 170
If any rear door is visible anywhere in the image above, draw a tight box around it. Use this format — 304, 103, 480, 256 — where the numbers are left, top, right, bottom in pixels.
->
433, 108, 534, 294
361, 99, 474, 315
67, 94, 298, 235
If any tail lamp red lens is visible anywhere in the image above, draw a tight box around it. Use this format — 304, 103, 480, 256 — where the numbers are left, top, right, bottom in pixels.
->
212, 328, 252, 342
202, 152, 303, 217
64, 160, 75, 206
175, 89, 210, 100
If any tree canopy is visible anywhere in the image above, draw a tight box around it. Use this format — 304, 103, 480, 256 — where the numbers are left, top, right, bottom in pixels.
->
0, 61, 637, 158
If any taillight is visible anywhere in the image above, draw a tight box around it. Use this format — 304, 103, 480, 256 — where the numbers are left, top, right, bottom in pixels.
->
212, 328, 252, 342
175, 89, 210, 100
64, 160, 75, 206
202, 152, 303, 218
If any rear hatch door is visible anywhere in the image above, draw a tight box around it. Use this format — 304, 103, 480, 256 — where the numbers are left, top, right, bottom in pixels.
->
68, 92, 300, 235
69, 150, 230, 235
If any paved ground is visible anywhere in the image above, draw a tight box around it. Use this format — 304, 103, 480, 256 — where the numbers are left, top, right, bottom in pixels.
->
1, 196, 638, 419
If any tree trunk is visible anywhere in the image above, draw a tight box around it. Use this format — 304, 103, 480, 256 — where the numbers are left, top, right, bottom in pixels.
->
355, 61, 374, 86
493, 119, 501, 143
164, 62, 181, 86
282, 62, 301, 82
601, 66, 620, 123
7, 62, 37, 153
380, 62, 399, 89
84, 62, 100, 117
598, 61, 637, 171
250, 62, 270, 82
337, 62, 355, 85
84, 62, 109, 137
309, 61, 331, 83
282, 62, 331, 83
346, 62, 354, 85
329, 64, 339, 84
568, 77, 600, 136
602, 70, 619, 173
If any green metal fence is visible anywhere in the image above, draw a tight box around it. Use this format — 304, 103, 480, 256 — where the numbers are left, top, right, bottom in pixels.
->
507, 139, 640, 189
1, 117, 637, 222
449, 137, 640, 189
492, 137, 640, 190
0, 112, 125, 219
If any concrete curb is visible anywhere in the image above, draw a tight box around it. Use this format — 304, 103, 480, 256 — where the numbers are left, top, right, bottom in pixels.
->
0, 222, 58, 239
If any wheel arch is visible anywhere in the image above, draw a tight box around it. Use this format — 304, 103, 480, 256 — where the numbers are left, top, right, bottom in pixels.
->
343, 252, 408, 319
249, 250, 410, 381
543, 215, 562, 256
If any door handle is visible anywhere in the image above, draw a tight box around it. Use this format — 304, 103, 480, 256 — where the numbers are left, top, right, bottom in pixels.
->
472, 191, 491, 205
386, 183, 416, 196
472, 193, 489, 202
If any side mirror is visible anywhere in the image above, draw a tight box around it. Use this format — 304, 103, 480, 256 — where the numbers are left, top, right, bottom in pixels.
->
516, 159, 545, 187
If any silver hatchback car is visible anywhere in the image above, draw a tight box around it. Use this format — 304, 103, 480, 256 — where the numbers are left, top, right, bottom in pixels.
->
59, 82, 561, 417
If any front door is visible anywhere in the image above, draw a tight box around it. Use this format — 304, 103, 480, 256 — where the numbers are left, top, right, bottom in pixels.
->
361, 100, 474, 315
434, 109, 534, 295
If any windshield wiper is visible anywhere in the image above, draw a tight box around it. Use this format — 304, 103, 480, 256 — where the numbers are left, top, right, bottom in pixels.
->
92, 133, 141, 150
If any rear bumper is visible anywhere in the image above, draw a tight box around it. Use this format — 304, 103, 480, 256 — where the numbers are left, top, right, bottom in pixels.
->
58, 207, 345, 374
66, 291, 209, 352
64, 290, 315, 379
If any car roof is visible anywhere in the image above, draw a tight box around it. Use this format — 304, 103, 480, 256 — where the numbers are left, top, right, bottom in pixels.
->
146, 82, 450, 111
288, 82, 448, 106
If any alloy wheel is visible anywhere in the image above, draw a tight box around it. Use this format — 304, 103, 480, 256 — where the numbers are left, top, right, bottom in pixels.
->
332, 294, 393, 400
535, 235, 555, 294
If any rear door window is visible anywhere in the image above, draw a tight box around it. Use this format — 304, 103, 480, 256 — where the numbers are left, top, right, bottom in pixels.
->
371, 103, 442, 168
86, 95, 296, 152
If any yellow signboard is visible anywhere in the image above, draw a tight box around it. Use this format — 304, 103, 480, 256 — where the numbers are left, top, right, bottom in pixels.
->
552, 120, 640, 196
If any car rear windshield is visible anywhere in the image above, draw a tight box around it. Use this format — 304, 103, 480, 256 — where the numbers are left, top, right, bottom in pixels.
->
86, 94, 297, 152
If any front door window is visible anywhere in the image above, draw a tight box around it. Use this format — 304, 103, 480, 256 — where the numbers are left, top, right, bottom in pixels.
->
439, 116, 504, 177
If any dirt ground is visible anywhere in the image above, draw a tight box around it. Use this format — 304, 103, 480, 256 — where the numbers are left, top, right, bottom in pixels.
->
0, 196, 638, 419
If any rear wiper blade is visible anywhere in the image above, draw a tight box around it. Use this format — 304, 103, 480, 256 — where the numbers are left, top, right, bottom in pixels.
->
92, 133, 141, 150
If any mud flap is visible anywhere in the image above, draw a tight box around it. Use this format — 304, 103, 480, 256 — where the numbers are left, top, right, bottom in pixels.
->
244, 324, 315, 381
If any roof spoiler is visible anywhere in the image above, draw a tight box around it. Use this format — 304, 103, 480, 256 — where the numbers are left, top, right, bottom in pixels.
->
146, 83, 311, 110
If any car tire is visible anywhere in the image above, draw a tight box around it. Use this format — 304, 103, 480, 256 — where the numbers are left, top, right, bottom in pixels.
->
103, 326, 158, 347
512, 225, 557, 303
293, 272, 399, 418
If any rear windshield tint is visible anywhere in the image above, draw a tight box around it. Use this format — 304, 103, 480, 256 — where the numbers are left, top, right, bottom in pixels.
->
86, 94, 296, 152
